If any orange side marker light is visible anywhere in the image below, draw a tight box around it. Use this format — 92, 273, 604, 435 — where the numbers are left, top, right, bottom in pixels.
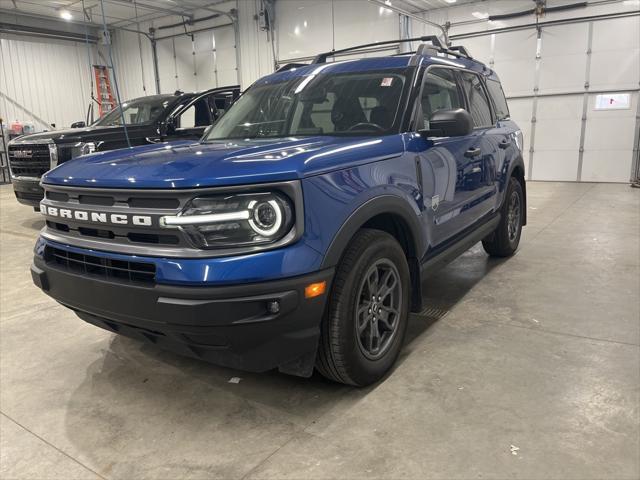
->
305, 281, 326, 299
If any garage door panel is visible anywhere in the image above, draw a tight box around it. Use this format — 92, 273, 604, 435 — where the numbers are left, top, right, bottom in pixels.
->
333, 0, 397, 50
584, 92, 637, 151
539, 54, 586, 94
194, 31, 214, 54
217, 69, 240, 88
277, 0, 333, 60
589, 51, 639, 90
213, 27, 237, 74
194, 53, 216, 89
589, 17, 640, 90
532, 150, 580, 181
580, 150, 633, 183
543, 23, 588, 55
493, 30, 537, 62
506, 98, 532, 154
173, 36, 195, 91
591, 16, 640, 51
493, 59, 535, 97
534, 96, 583, 151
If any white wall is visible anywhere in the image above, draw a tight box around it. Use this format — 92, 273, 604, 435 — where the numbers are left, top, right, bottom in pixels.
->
0, 33, 96, 130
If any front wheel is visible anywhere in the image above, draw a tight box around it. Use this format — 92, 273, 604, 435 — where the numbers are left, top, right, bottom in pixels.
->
316, 229, 410, 386
482, 176, 524, 257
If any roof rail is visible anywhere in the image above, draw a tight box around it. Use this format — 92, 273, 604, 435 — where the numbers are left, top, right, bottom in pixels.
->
312, 35, 446, 64
448, 45, 473, 59
312, 36, 473, 66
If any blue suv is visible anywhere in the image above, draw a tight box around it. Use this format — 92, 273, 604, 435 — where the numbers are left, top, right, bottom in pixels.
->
31, 37, 526, 386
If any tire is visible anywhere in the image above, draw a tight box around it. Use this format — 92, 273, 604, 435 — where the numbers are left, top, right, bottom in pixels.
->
316, 229, 411, 386
482, 176, 524, 257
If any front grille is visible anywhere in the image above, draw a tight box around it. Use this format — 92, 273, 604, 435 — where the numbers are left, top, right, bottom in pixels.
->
45, 190, 181, 209
44, 246, 156, 284
15, 191, 44, 202
8, 144, 51, 177
46, 220, 180, 245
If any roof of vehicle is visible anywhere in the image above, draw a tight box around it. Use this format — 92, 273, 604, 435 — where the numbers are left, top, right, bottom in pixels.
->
257, 52, 498, 87
123, 85, 240, 105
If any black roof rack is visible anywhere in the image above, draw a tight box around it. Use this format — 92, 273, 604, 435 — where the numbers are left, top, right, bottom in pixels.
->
448, 45, 473, 59
312, 35, 472, 65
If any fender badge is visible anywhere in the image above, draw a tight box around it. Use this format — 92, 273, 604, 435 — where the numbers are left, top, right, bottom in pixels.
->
431, 195, 440, 211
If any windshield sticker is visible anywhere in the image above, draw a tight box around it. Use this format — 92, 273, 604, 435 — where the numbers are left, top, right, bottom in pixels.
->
381, 77, 393, 87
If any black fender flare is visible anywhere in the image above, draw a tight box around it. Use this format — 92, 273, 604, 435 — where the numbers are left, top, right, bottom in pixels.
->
506, 154, 527, 225
320, 194, 426, 269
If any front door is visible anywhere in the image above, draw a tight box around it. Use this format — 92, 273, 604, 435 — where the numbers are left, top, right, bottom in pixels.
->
413, 67, 497, 248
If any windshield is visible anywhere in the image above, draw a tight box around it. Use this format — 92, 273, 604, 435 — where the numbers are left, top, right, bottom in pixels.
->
93, 96, 174, 127
204, 68, 409, 140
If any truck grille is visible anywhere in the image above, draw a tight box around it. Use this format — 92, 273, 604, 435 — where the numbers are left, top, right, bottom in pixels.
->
8, 144, 51, 177
44, 246, 156, 284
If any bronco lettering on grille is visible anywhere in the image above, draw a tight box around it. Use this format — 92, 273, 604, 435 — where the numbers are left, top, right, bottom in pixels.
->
40, 204, 153, 226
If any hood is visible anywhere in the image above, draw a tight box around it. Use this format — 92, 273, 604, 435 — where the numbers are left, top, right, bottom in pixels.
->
10, 125, 149, 145
42, 136, 404, 189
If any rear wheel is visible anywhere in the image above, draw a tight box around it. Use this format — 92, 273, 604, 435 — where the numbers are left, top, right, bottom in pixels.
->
316, 229, 410, 386
482, 176, 524, 257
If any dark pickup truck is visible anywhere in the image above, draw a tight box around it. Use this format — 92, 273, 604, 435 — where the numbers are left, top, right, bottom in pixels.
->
8, 85, 240, 207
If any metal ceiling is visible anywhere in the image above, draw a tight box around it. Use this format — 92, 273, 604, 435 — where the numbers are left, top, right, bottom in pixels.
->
0, 0, 234, 29
0, 0, 488, 29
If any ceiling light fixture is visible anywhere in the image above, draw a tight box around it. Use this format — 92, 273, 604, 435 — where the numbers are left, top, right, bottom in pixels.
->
471, 11, 489, 19
59, 9, 73, 20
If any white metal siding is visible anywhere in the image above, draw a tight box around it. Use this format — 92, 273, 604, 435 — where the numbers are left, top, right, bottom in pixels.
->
0, 33, 95, 130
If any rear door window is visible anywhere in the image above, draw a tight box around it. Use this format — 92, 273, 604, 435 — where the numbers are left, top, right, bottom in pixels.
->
458, 72, 494, 128
485, 79, 510, 120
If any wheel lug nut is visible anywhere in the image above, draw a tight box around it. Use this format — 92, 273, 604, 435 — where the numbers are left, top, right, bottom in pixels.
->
377, 296, 381, 301
368, 308, 371, 314
379, 308, 382, 313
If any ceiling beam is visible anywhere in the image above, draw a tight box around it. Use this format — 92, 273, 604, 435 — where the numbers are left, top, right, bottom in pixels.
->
101, 0, 194, 19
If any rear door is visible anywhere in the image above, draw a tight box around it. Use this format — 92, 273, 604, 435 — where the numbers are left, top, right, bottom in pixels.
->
456, 71, 500, 213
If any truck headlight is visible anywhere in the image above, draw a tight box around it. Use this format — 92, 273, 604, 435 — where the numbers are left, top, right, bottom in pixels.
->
73, 142, 96, 157
161, 192, 295, 249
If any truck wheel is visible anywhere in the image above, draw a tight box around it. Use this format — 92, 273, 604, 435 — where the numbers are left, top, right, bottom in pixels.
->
316, 229, 410, 386
482, 176, 524, 257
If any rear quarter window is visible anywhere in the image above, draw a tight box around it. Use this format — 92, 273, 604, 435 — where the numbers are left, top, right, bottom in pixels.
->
486, 79, 510, 120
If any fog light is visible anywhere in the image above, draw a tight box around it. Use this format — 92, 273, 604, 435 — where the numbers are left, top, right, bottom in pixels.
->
304, 281, 326, 299
267, 300, 280, 314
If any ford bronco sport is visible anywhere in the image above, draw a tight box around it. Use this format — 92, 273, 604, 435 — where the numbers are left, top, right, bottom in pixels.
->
31, 37, 526, 386
8, 86, 239, 207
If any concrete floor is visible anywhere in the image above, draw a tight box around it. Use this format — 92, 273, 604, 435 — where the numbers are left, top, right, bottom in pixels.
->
0, 181, 638, 480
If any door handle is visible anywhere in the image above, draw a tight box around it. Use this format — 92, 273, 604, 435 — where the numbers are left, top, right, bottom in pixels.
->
464, 147, 481, 158
499, 139, 510, 149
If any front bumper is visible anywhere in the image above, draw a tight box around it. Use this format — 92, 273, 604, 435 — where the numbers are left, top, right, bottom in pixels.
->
12, 177, 44, 207
31, 254, 334, 376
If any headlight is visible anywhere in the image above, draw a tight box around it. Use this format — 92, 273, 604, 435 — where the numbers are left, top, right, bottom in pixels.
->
161, 192, 295, 249
72, 142, 96, 157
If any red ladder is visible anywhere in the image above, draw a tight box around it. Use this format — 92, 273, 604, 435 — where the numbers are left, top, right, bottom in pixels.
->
93, 65, 116, 117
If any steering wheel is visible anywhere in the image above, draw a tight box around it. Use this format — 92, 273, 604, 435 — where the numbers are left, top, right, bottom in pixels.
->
346, 122, 386, 133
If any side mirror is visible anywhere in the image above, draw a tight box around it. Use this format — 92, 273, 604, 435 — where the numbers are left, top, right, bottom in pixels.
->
71, 121, 86, 129
420, 108, 473, 138
158, 119, 176, 139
